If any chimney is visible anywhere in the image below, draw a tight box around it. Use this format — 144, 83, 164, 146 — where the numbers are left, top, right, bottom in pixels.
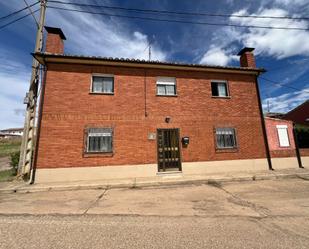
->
237, 47, 256, 68
44, 26, 66, 54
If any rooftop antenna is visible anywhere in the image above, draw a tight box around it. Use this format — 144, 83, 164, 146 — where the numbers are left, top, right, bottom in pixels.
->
267, 100, 270, 113
148, 35, 155, 61
266, 91, 271, 113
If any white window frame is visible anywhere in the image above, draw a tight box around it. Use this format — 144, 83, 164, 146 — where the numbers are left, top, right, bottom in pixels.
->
276, 125, 290, 147
215, 127, 237, 149
156, 76, 177, 96
90, 74, 114, 94
86, 128, 113, 153
211, 80, 230, 97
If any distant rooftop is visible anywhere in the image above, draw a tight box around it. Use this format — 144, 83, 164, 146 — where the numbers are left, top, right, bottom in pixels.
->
0, 128, 24, 132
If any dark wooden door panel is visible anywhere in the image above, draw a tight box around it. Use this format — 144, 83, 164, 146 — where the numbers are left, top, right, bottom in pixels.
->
157, 129, 181, 172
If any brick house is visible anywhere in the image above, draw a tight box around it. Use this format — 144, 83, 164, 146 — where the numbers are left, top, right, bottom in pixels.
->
264, 117, 302, 168
284, 100, 309, 126
0, 128, 23, 139
31, 26, 279, 183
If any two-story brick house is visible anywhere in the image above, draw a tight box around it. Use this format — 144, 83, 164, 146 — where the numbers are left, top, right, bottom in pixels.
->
31, 27, 273, 183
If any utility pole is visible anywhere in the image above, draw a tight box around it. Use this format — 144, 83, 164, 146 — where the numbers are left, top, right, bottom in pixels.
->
18, 0, 47, 179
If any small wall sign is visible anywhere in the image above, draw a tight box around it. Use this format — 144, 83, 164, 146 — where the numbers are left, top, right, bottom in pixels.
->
148, 132, 156, 140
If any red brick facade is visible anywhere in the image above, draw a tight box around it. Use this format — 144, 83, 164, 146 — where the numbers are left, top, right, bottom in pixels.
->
35, 62, 267, 169
265, 117, 296, 158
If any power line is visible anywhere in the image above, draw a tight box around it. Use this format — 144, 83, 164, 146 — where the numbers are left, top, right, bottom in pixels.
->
260, 77, 309, 93
48, 0, 309, 21
47, 6, 309, 31
23, 0, 39, 28
0, 1, 39, 21
0, 9, 40, 30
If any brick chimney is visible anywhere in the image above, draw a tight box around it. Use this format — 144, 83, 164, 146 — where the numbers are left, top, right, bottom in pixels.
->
44, 26, 66, 54
237, 47, 256, 68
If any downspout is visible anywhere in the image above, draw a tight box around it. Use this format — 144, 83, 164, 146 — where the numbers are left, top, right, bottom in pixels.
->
293, 123, 304, 168
255, 75, 273, 170
30, 62, 47, 184
144, 69, 148, 117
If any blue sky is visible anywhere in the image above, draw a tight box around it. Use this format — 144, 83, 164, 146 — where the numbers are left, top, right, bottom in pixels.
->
0, 0, 308, 129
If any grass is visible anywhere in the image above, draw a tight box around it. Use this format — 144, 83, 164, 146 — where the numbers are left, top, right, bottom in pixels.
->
0, 139, 21, 158
0, 169, 16, 182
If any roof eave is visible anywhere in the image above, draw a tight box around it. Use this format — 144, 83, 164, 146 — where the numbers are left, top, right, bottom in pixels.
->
32, 53, 266, 75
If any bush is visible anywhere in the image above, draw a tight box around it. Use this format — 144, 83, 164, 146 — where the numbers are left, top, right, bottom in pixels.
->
295, 124, 309, 148
10, 151, 20, 175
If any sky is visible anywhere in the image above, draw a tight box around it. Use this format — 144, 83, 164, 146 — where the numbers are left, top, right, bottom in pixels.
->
0, 0, 308, 129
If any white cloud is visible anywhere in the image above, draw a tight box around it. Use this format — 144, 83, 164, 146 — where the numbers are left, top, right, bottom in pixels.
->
262, 87, 309, 113
274, 0, 308, 5
199, 6, 309, 65
46, 7, 167, 61
0, 50, 29, 129
200, 46, 238, 66
229, 8, 309, 59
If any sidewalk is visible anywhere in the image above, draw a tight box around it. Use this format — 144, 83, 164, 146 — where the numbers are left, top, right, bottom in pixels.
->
0, 167, 308, 194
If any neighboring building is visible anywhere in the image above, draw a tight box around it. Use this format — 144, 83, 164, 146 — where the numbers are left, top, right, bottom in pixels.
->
29, 27, 302, 183
284, 100, 309, 126
265, 117, 296, 157
0, 128, 23, 138
265, 117, 308, 168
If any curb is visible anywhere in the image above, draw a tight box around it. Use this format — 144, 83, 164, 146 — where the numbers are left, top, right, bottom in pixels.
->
1, 171, 308, 194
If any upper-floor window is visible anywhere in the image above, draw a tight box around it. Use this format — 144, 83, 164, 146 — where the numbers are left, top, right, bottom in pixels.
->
276, 125, 290, 147
215, 127, 237, 149
91, 75, 114, 94
156, 77, 176, 96
86, 128, 113, 153
211, 81, 229, 97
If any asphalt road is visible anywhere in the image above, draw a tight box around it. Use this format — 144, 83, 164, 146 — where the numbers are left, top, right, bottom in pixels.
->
1, 179, 309, 248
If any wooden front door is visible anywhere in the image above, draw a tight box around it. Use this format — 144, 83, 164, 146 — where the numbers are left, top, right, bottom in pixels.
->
157, 128, 182, 172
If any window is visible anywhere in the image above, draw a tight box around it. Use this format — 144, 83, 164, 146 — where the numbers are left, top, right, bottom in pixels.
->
215, 128, 237, 149
86, 128, 113, 153
92, 75, 114, 94
157, 77, 176, 96
211, 81, 229, 97
276, 125, 290, 147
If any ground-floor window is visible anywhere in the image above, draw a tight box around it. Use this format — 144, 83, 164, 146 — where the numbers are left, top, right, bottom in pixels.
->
215, 127, 237, 149
86, 128, 113, 153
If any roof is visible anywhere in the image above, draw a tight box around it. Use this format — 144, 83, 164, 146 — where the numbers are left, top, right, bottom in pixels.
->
285, 100, 309, 115
264, 112, 285, 118
33, 52, 266, 75
265, 116, 293, 123
44, 26, 66, 40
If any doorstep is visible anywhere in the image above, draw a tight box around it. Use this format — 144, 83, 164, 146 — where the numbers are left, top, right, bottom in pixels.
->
157, 171, 183, 178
